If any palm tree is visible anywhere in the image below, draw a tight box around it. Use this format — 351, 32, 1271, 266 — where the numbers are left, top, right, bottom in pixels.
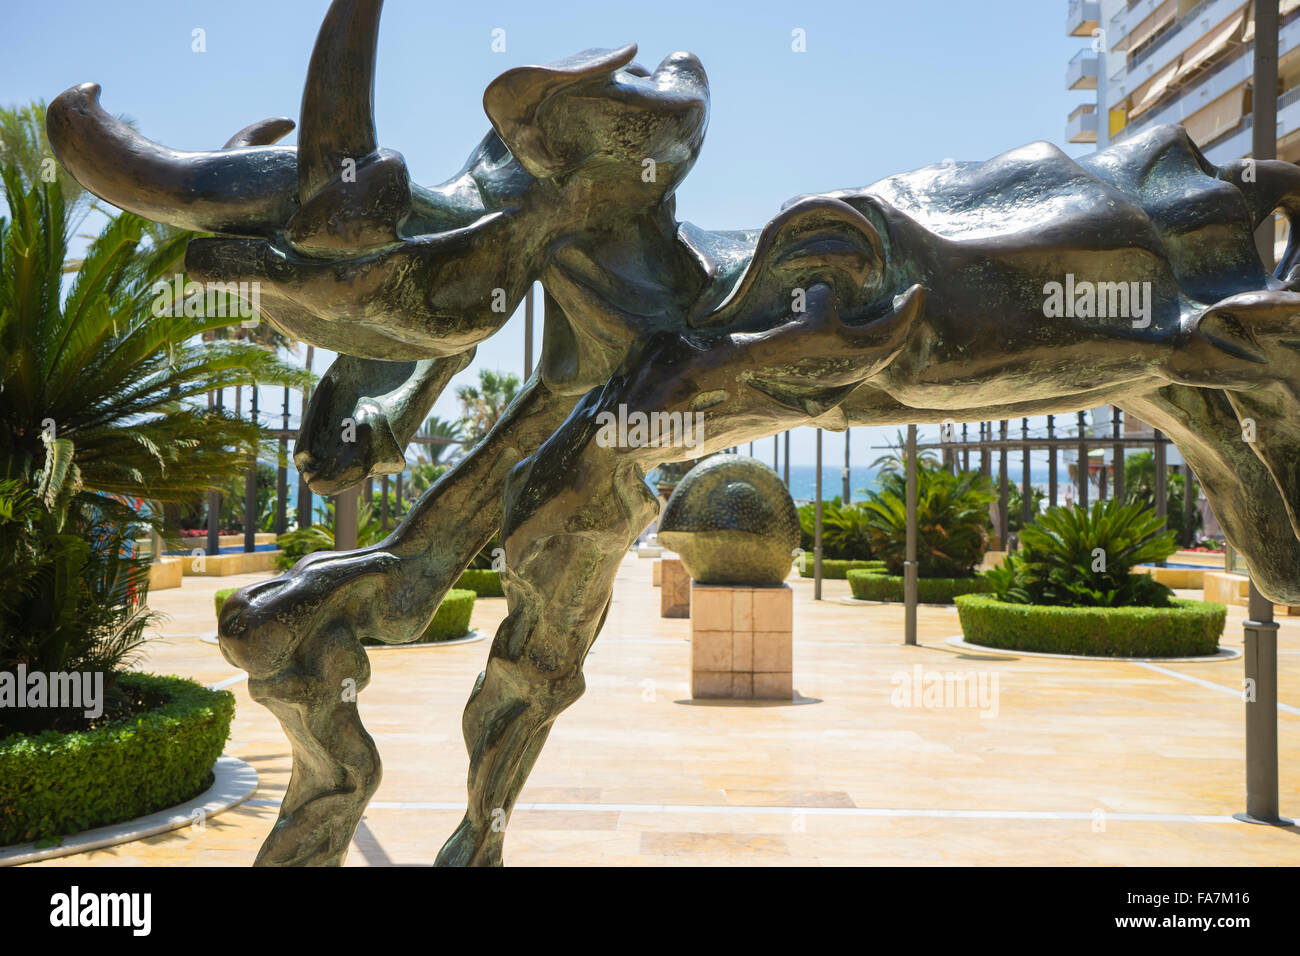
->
1, 160, 312, 708
418, 415, 463, 465
455, 369, 520, 449
0, 163, 312, 512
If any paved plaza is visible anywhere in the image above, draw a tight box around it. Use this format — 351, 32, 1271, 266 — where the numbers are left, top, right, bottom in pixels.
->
26, 556, 1300, 867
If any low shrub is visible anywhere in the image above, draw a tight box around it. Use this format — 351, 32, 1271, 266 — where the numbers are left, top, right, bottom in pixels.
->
847, 570, 991, 604
214, 587, 238, 619
955, 594, 1225, 657
455, 568, 503, 596
0, 673, 234, 847
798, 559, 886, 579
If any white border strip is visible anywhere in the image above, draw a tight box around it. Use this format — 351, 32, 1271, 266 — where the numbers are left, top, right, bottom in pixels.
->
945, 635, 1241, 663
0, 756, 258, 866
1136, 662, 1300, 716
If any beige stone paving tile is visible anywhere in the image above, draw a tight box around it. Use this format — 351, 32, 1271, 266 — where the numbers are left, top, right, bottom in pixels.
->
21, 554, 1300, 866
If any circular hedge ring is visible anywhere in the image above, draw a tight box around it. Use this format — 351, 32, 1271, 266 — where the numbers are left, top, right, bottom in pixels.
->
0, 673, 234, 848
846, 570, 992, 605
954, 594, 1226, 658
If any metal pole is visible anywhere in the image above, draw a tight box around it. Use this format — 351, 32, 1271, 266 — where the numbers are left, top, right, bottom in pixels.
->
1077, 411, 1089, 510
244, 387, 258, 553
814, 430, 823, 601
1112, 407, 1125, 502
381, 475, 390, 532
1154, 429, 1168, 527
773, 435, 779, 473
1235, 580, 1292, 825
843, 428, 851, 504
998, 420, 1009, 548
1255, 0, 1280, 270
979, 421, 990, 478
1020, 418, 1031, 533
207, 387, 221, 556
1048, 414, 1058, 508
524, 283, 535, 380
783, 431, 790, 489
961, 422, 970, 472
297, 345, 315, 529
1182, 464, 1197, 548
904, 424, 919, 645
275, 386, 289, 534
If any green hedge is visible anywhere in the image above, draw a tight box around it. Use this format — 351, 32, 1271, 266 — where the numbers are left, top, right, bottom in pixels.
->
954, 594, 1225, 657
0, 673, 234, 847
455, 568, 503, 597
215, 586, 475, 644
214, 587, 237, 618
798, 559, 886, 580
847, 570, 992, 605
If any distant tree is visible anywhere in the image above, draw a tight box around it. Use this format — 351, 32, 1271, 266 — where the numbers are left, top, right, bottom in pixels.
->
456, 369, 520, 449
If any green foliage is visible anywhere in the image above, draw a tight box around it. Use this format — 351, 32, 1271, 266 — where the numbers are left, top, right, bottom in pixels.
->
847, 570, 992, 604
0, 481, 158, 735
1123, 451, 1200, 544
955, 594, 1225, 657
796, 558, 885, 579
0, 161, 313, 517
861, 466, 995, 578
410, 462, 450, 497
1006, 484, 1046, 533
274, 497, 390, 571
797, 497, 875, 560
455, 568, 503, 596
416, 417, 463, 465
989, 499, 1178, 608
456, 369, 520, 449
214, 587, 238, 618
0, 673, 234, 846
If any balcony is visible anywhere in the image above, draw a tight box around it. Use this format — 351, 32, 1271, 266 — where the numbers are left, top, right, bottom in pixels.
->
1068, 103, 1100, 142
1068, 49, 1101, 89
1067, 0, 1101, 37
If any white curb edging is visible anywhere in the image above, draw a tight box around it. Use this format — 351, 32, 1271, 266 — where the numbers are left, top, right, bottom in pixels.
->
0, 755, 258, 866
944, 635, 1241, 663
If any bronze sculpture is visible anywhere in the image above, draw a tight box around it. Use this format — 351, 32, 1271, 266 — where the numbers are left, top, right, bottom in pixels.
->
47, 0, 1300, 865
658, 455, 800, 586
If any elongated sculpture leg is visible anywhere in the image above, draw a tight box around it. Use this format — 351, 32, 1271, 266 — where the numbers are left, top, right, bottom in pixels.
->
218, 379, 572, 865
434, 386, 661, 866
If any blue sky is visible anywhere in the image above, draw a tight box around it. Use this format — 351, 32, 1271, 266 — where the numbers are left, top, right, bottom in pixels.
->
1, 0, 1086, 466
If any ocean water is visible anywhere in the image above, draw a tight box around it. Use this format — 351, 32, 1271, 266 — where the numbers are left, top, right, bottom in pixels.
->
782, 464, 1060, 503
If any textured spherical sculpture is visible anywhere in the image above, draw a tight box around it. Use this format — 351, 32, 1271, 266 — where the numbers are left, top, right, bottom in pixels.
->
657, 455, 800, 586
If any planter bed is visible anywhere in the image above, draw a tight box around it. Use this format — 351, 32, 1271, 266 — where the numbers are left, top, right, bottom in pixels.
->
954, 594, 1226, 658
0, 673, 234, 847
847, 570, 992, 605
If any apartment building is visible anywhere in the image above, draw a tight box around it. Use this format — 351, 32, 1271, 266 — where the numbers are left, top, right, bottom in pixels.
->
1067, 0, 1300, 166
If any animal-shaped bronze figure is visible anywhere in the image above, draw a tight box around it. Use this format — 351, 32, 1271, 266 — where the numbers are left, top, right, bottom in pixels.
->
48, 0, 1300, 865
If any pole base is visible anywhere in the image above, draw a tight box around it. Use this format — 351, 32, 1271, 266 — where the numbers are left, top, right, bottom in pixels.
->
1232, 811, 1295, 827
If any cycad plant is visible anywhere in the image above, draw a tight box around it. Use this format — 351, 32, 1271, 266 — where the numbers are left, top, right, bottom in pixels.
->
798, 497, 875, 560
0, 159, 311, 730
986, 499, 1178, 607
862, 466, 995, 578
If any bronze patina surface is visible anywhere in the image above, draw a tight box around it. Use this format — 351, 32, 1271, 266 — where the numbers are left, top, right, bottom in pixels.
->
49, 0, 1300, 865
659, 455, 799, 586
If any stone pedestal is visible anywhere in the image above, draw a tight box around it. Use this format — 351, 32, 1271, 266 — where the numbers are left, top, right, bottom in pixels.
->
653, 560, 662, 587
691, 584, 793, 699
661, 559, 691, 618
